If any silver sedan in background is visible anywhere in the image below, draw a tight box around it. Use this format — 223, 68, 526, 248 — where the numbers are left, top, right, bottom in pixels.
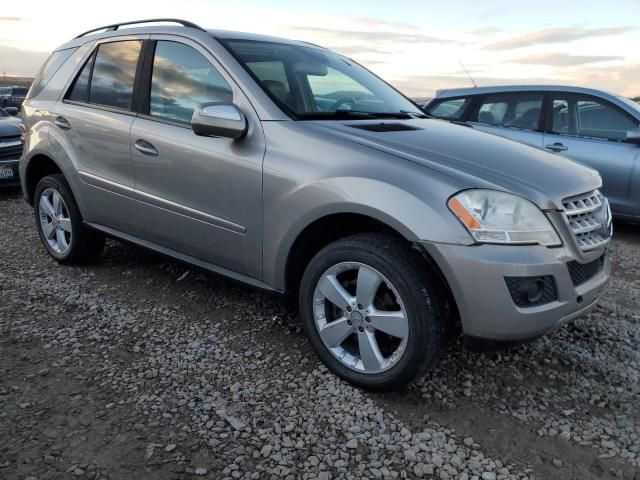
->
424, 85, 640, 220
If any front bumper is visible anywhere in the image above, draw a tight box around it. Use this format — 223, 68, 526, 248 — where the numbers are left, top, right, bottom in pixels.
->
421, 241, 611, 344
0, 159, 20, 187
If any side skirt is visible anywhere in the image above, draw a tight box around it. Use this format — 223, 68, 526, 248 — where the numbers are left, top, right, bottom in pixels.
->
85, 221, 281, 294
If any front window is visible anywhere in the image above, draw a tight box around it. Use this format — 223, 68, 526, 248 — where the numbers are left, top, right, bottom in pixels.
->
149, 41, 233, 124
222, 39, 424, 119
551, 94, 639, 141
473, 93, 543, 130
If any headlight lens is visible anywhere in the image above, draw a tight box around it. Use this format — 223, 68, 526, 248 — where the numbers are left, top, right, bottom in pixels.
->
448, 189, 561, 246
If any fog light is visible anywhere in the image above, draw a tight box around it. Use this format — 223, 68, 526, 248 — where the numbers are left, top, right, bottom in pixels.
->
505, 276, 557, 308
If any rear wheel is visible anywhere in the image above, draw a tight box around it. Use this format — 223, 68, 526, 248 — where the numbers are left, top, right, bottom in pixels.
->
34, 174, 105, 264
299, 233, 447, 391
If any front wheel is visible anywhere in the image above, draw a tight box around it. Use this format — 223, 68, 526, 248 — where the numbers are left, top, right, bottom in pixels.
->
299, 233, 447, 391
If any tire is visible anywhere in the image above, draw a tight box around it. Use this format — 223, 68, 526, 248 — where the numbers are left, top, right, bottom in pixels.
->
299, 233, 447, 391
34, 174, 105, 264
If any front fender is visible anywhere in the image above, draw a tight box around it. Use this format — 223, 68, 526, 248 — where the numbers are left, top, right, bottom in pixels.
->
263, 176, 472, 290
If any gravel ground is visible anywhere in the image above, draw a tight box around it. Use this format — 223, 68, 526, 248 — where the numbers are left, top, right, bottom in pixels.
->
0, 187, 638, 480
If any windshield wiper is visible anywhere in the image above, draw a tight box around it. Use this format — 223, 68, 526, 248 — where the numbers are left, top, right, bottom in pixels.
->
296, 111, 380, 120
297, 110, 427, 120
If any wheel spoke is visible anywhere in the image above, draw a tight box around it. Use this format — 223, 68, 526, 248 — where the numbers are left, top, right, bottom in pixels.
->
39, 195, 55, 217
318, 275, 353, 310
368, 310, 408, 339
42, 221, 55, 239
358, 330, 384, 371
356, 266, 382, 309
319, 317, 353, 348
56, 228, 68, 251
52, 191, 62, 216
58, 218, 72, 233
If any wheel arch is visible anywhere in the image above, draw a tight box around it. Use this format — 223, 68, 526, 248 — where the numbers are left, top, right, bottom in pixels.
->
24, 153, 76, 206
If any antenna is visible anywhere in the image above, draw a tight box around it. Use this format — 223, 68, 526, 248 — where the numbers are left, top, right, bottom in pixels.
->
458, 59, 477, 88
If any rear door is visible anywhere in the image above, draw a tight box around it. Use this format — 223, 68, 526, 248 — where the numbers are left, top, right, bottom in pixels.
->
543, 93, 640, 216
467, 92, 544, 148
49, 37, 145, 232
128, 36, 264, 278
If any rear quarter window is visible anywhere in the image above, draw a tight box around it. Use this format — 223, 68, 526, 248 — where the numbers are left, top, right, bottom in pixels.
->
28, 48, 78, 99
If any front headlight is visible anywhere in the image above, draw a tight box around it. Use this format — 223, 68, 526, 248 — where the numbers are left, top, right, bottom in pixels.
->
448, 189, 561, 247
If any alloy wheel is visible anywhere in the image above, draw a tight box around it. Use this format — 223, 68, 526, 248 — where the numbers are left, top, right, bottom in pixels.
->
312, 262, 409, 374
38, 188, 72, 255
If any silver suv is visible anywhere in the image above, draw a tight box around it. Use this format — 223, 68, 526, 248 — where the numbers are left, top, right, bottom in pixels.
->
20, 19, 612, 390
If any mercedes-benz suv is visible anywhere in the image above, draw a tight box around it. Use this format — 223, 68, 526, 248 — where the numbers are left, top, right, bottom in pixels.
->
20, 19, 612, 390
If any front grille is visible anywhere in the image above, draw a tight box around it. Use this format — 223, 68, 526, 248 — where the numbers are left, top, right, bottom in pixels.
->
567, 254, 606, 286
0, 136, 23, 160
562, 190, 612, 251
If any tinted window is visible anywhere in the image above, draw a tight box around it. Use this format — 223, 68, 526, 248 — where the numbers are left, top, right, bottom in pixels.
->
67, 52, 95, 103
12, 87, 28, 96
552, 95, 638, 141
427, 98, 470, 120
474, 93, 543, 130
89, 41, 142, 110
150, 41, 233, 124
30, 48, 78, 98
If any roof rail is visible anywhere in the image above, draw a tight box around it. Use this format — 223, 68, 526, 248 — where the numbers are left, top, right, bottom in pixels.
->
74, 18, 206, 39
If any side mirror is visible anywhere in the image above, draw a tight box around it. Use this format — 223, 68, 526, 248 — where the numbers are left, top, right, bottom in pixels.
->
626, 129, 640, 145
4, 107, 18, 116
191, 102, 247, 140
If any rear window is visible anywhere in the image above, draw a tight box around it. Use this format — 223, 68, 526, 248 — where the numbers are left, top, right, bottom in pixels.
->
28, 48, 78, 98
89, 41, 142, 110
12, 87, 29, 95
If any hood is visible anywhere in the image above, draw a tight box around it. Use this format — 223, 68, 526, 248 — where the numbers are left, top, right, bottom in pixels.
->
0, 116, 21, 137
306, 118, 601, 210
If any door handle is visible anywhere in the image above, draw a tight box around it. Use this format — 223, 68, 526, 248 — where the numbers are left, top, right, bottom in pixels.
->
54, 116, 71, 130
134, 139, 159, 157
545, 142, 568, 152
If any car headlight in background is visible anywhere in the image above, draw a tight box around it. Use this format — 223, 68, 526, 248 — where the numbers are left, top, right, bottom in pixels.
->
448, 189, 561, 247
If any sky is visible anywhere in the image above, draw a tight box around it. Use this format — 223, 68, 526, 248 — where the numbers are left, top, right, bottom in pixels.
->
1, 0, 639, 98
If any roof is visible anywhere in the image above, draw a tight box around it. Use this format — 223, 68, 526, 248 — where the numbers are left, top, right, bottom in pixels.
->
59, 19, 326, 51
207, 29, 326, 49
435, 84, 621, 99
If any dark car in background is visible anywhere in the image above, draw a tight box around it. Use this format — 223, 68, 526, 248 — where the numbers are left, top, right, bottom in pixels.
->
0, 107, 23, 186
0, 86, 29, 110
424, 85, 640, 220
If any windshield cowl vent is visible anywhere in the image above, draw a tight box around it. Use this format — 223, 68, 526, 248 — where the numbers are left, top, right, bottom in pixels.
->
348, 123, 422, 133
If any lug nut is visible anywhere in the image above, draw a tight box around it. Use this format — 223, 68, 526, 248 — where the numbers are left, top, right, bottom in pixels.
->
358, 326, 364, 332
357, 304, 363, 310
346, 306, 352, 312
365, 317, 370, 323
347, 320, 352, 325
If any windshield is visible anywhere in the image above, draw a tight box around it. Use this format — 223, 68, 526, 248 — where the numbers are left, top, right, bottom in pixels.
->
222, 39, 423, 119
0, 87, 10, 95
